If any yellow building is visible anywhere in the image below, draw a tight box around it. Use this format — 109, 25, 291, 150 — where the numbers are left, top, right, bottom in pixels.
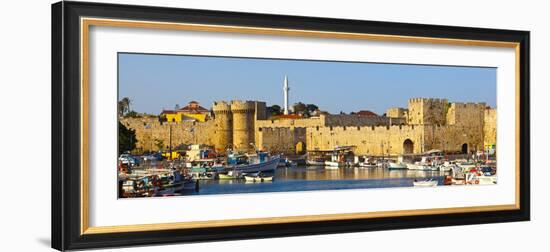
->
161, 101, 210, 123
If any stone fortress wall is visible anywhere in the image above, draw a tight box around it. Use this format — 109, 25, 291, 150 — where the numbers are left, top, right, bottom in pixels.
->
120, 117, 215, 152
483, 108, 497, 148
121, 98, 497, 156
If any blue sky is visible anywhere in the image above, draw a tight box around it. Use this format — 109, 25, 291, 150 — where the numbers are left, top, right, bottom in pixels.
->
118, 53, 496, 115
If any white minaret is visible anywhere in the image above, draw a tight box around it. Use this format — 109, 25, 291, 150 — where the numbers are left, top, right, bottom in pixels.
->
283, 75, 290, 115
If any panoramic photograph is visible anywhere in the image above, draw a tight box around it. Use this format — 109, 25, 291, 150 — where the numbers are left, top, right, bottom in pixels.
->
117, 53, 497, 198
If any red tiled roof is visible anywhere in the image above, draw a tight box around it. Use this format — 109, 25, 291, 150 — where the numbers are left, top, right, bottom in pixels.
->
273, 114, 303, 119
178, 105, 209, 113
355, 110, 378, 117
178, 101, 209, 113
161, 110, 176, 114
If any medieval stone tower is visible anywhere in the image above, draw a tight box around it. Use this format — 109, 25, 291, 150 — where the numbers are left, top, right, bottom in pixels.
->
230, 101, 256, 153
408, 98, 449, 125
212, 101, 233, 151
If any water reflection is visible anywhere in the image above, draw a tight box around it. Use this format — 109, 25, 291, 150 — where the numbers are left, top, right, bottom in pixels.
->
277, 166, 446, 181
185, 166, 448, 196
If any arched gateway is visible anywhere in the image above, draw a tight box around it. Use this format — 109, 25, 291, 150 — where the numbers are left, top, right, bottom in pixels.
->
461, 143, 468, 154
403, 139, 414, 154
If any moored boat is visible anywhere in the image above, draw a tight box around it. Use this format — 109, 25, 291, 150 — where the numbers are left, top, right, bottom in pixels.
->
188, 158, 224, 180
244, 176, 273, 182
244, 172, 274, 182
413, 179, 438, 187
407, 156, 440, 171
218, 170, 243, 179
388, 162, 408, 170
306, 158, 325, 166
324, 160, 345, 168
358, 162, 377, 168
226, 152, 280, 173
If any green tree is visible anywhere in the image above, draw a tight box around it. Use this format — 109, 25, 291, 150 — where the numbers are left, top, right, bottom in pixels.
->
267, 105, 282, 116
293, 102, 309, 116
124, 110, 139, 118
118, 122, 137, 154
306, 104, 319, 113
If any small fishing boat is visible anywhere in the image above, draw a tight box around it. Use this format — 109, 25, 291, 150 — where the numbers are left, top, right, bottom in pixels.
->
244, 172, 273, 182
324, 146, 354, 168
218, 170, 242, 180
188, 158, 224, 180
413, 179, 438, 187
358, 162, 377, 168
244, 176, 273, 182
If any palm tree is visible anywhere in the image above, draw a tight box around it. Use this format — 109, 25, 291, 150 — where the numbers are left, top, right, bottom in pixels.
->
120, 97, 131, 114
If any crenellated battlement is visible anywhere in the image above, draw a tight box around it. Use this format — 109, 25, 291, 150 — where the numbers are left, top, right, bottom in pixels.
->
230, 100, 256, 112
212, 101, 231, 112
407, 98, 449, 125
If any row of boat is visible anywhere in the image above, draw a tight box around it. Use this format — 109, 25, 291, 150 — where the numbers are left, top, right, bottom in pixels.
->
120, 151, 281, 197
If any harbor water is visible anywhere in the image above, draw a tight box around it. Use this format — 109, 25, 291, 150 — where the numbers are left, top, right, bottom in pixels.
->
181, 166, 447, 196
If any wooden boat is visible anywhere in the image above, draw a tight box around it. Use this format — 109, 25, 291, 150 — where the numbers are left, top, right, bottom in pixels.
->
244, 175, 273, 182
413, 179, 438, 187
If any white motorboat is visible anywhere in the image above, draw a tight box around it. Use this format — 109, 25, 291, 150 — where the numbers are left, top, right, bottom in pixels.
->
407, 156, 440, 171
324, 160, 345, 168
388, 162, 408, 170
306, 158, 326, 166
413, 179, 438, 187
406, 163, 439, 171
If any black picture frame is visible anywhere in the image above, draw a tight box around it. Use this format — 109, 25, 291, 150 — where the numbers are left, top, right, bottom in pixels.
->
52, 1, 530, 251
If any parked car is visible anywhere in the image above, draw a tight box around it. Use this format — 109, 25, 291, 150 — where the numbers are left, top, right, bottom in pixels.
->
119, 154, 140, 166
143, 153, 163, 161
479, 165, 496, 176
